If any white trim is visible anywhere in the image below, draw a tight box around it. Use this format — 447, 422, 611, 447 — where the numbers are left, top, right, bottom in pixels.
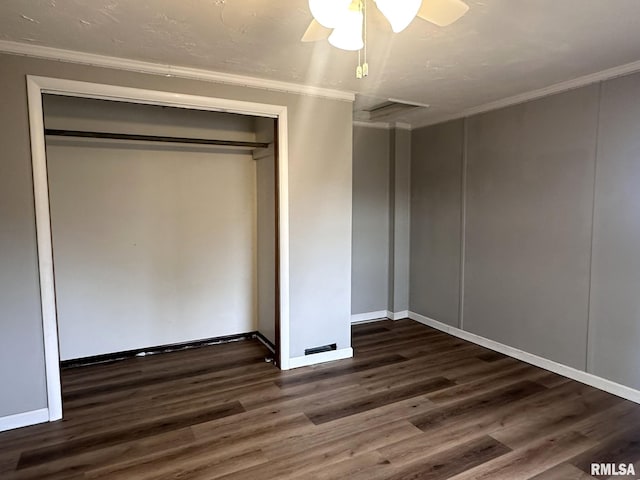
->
1, 40, 354, 102
412, 58, 640, 130
288, 347, 354, 369
27, 77, 63, 421
0, 408, 49, 433
353, 121, 392, 129
387, 310, 409, 321
352, 121, 413, 130
351, 311, 389, 324
409, 312, 640, 404
350, 310, 410, 323
276, 102, 291, 371
26, 75, 292, 418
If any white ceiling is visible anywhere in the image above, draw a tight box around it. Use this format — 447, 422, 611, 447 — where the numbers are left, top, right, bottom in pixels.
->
2, 0, 640, 126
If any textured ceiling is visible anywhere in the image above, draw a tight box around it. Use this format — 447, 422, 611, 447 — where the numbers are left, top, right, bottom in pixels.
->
2, 0, 640, 125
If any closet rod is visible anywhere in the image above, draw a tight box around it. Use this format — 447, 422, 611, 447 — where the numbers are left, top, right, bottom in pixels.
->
44, 129, 270, 149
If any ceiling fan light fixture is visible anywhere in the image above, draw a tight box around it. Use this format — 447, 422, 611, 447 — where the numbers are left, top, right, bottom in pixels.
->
328, 7, 364, 51
308, 0, 352, 28
374, 0, 422, 32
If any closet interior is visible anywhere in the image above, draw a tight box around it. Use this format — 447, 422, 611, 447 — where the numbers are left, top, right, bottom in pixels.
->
42, 94, 279, 372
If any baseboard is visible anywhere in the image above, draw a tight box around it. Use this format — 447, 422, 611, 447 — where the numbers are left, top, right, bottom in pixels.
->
60, 332, 256, 368
351, 311, 389, 324
409, 311, 640, 404
0, 408, 49, 433
351, 310, 410, 324
288, 347, 353, 369
387, 310, 409, 321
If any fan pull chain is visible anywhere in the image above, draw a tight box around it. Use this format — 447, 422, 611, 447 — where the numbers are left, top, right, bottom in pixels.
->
362, 0, 368, 77
355, 0, 368, 79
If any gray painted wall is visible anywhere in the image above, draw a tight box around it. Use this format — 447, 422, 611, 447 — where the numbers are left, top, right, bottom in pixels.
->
44, 96, 259, 360
0, 52, 352, 418
351, 126, 391, 314
0, 56, 47, 416
254, 117, 277, 344
464, 87, 598, 369
389, 128, 411, 314
411, 73, 640, 389
589, 74, 640, 388
351, 126, 411, 317
410, 120, 464, 327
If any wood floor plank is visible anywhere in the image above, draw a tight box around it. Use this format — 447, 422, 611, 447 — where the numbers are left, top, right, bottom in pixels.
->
441, 355, 522, 384
149, 450, 268, 480
357, 335, 468, 357
491, 388, 623, 449
573, 399, 640, 441
0, 322, 638, 480
410, 380, 548, 431
63, 353, 266, 401
0, 453, 18, 477
261, 394, 437, 460
241, 374, 361, 411
351, 325, 391, 337
16, 401, 245, 469
358, 346, 483, 392
529, 462, 597, 480
7, 427, 196, 480
274, 353, 409, 388
216, 420, 422, 480
533, 370, 573, 388
353, 329, 447, 352
385, 435, 512, 480
64, 370, 278, 425
305, 376, 454, 425
4, 379, 268, 451
380, 380, 590, 466
86, 414, 313, 480
61, 341, 266, 389
448, 430, 597, 480
569, 426, 640, 479
289, 451, 394, 480
476, 351, 509, 362
424, 362, 544, 403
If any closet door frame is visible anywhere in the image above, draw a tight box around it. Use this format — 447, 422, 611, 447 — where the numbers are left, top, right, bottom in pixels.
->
26, 75, 291, 422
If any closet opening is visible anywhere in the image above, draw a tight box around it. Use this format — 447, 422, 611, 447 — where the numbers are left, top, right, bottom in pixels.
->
27, 76, 290, 422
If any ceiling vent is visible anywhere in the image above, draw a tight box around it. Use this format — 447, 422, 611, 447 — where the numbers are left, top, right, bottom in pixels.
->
359, 98, 430, 121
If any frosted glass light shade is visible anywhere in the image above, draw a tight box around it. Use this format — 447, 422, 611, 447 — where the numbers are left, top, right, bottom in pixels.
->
309, 0, 352, 28
374, 0, 422, 32
328, 8, 364, 51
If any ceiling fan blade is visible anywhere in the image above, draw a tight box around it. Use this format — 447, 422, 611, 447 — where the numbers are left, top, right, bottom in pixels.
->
417, 0, 469, 27
301, 19, 331, 42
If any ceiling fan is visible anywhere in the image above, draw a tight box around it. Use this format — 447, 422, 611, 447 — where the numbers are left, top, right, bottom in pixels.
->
301, 0, 469, 48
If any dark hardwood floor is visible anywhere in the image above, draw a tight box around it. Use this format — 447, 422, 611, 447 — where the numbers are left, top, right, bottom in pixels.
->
1, 319, 639, 479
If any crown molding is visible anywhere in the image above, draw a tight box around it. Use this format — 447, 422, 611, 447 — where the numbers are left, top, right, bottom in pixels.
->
0, 40, 355, 102
8, 40, 640, 127
412, 58, 640, 130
